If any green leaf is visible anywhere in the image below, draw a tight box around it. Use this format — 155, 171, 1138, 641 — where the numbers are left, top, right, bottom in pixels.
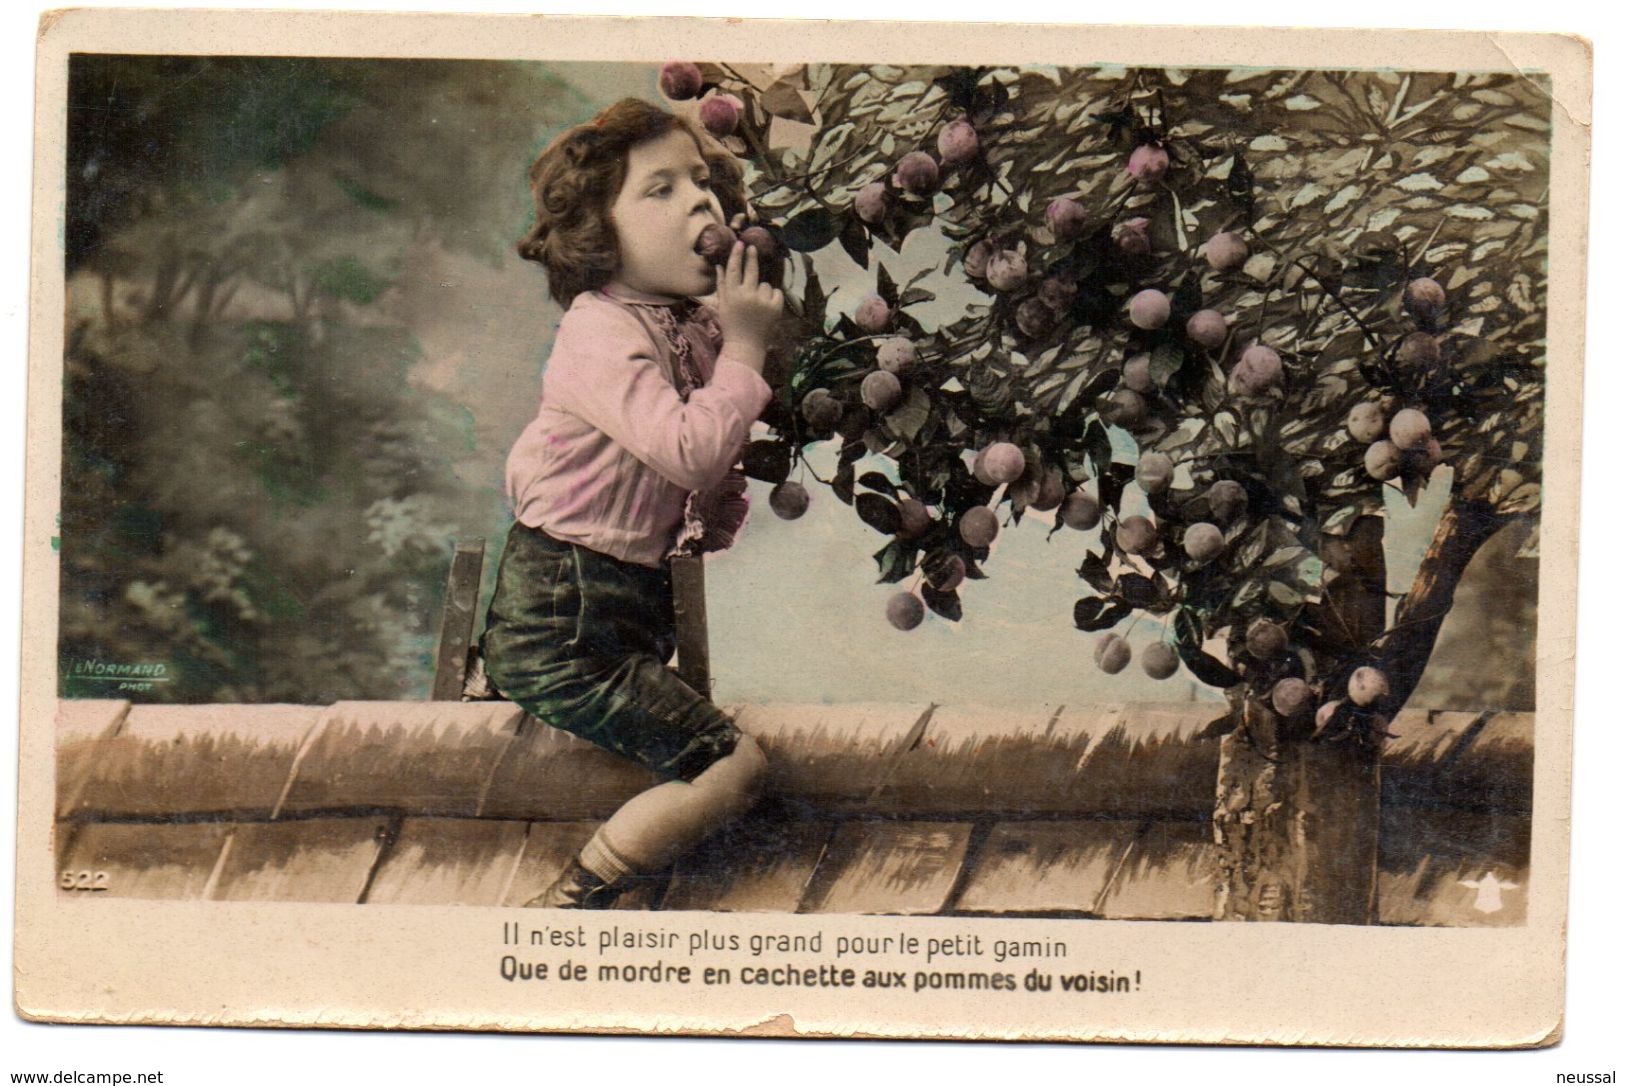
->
1230, 578, 1264, 611
1172, 606, 1241, 688
882, 387, 931, 443
1500, 482, 1541, 515
1149, 344, 1184, 388
1115, 573, 1159, 609
1268, 582, 1304, 607
873, 540, 917, 583
1076, 551, 1114, 593
1262, 544, 1310, 571
1083, 421, 1112, 480
741, 439, 793, 484
1197, 713, 1240, 739
762, 79, 815, 123
922, 583, 963, 621
837, 212, 870, 269
855, 492, 902, 534
1073, 597, 1130, 632
858, 471, 898, 497
1231, 521, 1270, 570
876, 263, 899, 307
832, 462, 856, 505
781, 207, 843, 253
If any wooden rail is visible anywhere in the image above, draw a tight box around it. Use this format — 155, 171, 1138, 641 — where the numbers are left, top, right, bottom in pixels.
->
52, 699, 1532, 924
56, 700, 1532, 823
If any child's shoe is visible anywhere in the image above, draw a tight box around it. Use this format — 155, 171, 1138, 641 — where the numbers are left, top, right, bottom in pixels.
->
525, 857, 621, 909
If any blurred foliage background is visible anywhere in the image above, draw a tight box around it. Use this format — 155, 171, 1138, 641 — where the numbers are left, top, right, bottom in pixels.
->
59, 56, 601, 701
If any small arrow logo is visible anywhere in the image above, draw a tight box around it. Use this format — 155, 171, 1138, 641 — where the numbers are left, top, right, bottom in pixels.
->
1459, 871, 1520, 914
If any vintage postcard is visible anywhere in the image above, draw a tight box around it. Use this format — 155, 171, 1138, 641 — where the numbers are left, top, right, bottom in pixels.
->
15, 10, 1588, 1046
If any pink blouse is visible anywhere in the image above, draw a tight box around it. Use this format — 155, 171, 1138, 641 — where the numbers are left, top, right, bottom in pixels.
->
504, 287, 774, 569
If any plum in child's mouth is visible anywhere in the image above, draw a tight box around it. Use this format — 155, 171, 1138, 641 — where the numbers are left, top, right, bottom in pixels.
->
695, 224, 737, 265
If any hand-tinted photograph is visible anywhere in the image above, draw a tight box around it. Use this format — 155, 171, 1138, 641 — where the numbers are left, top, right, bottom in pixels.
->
54, 55, 1547, 927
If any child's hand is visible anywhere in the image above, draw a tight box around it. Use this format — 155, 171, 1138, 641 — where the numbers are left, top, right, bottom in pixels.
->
715, 242, 783, 372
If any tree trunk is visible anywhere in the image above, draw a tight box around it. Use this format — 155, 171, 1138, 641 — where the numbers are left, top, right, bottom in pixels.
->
100, 271, 118, 331
144, 244, 180, 323
1379, 500, 1516, 707
188, 258, 242, 349
189, 272, 218, 351
1212, 499, 1514, 923
1214, 708, 1381, 923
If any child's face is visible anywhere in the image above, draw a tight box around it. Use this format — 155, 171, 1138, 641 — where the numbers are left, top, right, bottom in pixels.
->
606, 128, 726, 302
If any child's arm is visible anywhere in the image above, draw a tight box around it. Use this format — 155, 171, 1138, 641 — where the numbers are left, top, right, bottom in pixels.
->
549, 299, 772, 492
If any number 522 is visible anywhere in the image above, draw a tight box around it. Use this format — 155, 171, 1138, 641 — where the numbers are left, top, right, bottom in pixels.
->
60, 870, 110, 891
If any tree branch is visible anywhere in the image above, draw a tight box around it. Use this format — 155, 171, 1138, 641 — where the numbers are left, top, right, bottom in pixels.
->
1379, 498, 1520, 708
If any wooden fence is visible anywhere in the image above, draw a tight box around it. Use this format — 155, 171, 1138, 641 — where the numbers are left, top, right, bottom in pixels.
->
54, 698, 1531, 923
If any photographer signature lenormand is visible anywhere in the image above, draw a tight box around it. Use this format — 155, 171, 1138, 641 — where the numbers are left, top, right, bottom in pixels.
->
63, 658, 171, 695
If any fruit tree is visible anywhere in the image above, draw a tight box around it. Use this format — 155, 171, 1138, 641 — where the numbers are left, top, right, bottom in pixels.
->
663, 62, 1548, 922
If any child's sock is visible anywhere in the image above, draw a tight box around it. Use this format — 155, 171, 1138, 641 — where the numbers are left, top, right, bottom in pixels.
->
577, 827, 637, 886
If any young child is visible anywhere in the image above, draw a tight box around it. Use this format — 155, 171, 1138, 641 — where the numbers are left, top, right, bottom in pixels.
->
478, 97, 783, 909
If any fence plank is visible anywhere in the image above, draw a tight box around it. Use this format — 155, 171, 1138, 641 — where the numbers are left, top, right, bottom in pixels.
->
670, 555, 711, 697
872, 705, 1071, 814
799, 821, 973, 915
57, 822, 230, 901
1380, 710, 1483, 808
500, 821, 600, 907
661, 813, 832, 913
430, 539, 486, 701
68, 704, 321, 819
955, 821, 1140, 915
211, 819, 390, 903
1378, 807, 1530, 926
734, 703, 937, 812
1071, 707, 1221, 819
278, 702, 524, 817
55, 700, 131, 820
1099, 821, 1218, 921
364, 818, 528, 906
480, 717, 660, 822
1437, 712, 1534, 814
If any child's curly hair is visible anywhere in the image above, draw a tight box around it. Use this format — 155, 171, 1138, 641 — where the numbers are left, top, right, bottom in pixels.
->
518, 97, 747, 306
